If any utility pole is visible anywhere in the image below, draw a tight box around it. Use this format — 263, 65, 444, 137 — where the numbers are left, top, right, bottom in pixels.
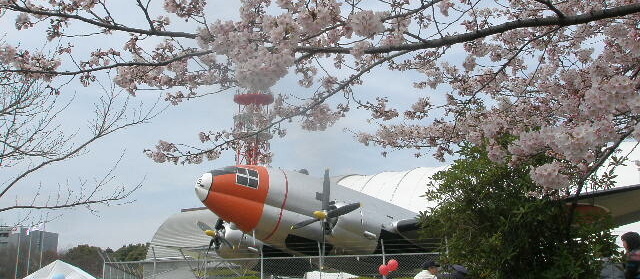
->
14, 227, 21, 279
26, 230, 32, 275
38, 223, 46, 268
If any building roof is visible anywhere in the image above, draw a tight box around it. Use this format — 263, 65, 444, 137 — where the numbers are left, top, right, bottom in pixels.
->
336, 166, 448, 213
146, 208, 220, 260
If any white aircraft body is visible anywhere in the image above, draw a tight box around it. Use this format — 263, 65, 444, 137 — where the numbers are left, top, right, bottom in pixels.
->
193, 164, 640, 276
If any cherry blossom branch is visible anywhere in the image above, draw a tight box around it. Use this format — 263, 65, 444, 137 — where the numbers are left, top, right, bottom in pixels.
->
533, 0, 566, 18
295, 3, 640, 55
2, 3, 197, 38
564, 129, 635, 237
241, 51, 411, 133
3, 50, 214, 76
300, 1, 443, 43
136, 0, 156, 32
466, 26, 562, 99
161, 50, 412, 162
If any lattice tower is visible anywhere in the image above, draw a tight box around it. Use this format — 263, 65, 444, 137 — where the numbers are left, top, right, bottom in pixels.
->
232, 90, 274, 165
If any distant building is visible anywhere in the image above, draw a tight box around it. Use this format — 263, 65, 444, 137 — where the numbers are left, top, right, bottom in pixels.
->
0, 226, 11, 248
28, 230, 59, 254
0, 225, 59, 253
0, 226, 59, 278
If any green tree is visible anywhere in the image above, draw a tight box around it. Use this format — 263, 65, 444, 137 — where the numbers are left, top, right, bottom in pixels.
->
421, 143, 617, 279
112, 243, 148, 262
61, 244, 103, 277
0, 246, 13, 279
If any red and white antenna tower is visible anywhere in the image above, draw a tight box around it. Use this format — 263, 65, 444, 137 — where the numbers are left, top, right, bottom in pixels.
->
232, 90, 274, 165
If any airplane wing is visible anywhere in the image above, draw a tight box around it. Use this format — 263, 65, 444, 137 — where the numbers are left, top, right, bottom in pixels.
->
387, 184, 640, 249
388, 183, 640, 236
570, 183, 640, 227
337, 166, 640, 228
377, 218, 439, 252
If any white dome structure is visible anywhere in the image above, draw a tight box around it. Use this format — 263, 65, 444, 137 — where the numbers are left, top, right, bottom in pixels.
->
146, 208, 219, 260
336, 166, 448, 213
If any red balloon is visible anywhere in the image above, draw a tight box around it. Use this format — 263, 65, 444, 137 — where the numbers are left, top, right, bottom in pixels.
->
378, 264, 390, 276
387, 259, 399, 271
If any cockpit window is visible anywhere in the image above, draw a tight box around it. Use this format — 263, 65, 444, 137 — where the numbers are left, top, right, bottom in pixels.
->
212, 166, 236, 176
236, 167, 259, 188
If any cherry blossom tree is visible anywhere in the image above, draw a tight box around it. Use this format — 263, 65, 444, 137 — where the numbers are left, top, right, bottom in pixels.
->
1, 0, 639, 199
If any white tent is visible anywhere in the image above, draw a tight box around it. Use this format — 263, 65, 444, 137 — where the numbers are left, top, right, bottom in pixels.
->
24, 260, 97, 279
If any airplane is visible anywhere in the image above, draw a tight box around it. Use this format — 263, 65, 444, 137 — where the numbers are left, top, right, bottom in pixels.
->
193, 164, 640, 276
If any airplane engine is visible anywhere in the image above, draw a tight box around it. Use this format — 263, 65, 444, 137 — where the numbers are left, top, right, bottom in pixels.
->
327, 202, 379, 255
215, 225, 264, 259
217, 225, 313, 277
211, 226, 263, 271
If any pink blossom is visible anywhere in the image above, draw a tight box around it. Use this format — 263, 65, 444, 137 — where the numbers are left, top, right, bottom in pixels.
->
530, 162, 571, 189
438, 0, 454, 16
3, 0, 639, 174
0, 45, 17, 64
15, 13, 32, 30
462, 55, 476, 71
349, 10, 385, 38
487, 144, 507, 163
350, 41, 371, 59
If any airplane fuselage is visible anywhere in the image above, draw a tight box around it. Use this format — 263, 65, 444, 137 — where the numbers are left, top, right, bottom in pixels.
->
195, 165, 419, 257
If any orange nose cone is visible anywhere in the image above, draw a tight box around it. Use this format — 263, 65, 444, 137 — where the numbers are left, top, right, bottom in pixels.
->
204, 166, 270, 232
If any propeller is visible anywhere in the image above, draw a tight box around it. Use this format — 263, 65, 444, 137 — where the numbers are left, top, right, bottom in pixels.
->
291, 169, 361, 231
197, 219, 232, 250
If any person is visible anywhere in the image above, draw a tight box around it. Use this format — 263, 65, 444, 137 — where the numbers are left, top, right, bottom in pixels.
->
600, 247, 624, 279
622, 231, 640, 279
414, 261, 440, 279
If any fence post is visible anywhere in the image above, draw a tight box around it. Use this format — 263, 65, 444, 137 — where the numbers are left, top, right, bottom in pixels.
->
317, 241, 323, 273
260, 248, 264, 279
152, 246, 157, 279
381, 239, 386, 279
445, 237, 449, 255
178, 248, 200, 279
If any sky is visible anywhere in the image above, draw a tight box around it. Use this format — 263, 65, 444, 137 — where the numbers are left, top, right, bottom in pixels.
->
0, 26, 435, 251
1, 77, 437, 251
1, 2, 640, 253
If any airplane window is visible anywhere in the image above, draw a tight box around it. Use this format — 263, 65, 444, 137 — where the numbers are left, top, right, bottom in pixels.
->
236, 167, 259, 189
248, 169, 258, 177
237, 168, 248, 176
247, 177, 258, 188
237, 175, 249, 186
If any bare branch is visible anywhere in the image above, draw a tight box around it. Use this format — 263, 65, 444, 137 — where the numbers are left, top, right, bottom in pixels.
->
0, 85, 163, 202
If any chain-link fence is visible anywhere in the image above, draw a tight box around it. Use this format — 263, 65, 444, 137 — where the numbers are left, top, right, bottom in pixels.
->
103, 252, 440, 279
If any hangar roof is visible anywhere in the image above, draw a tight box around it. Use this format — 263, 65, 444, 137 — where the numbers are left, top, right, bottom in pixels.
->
336, 166, 448, 213
146, 208, 218, 260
